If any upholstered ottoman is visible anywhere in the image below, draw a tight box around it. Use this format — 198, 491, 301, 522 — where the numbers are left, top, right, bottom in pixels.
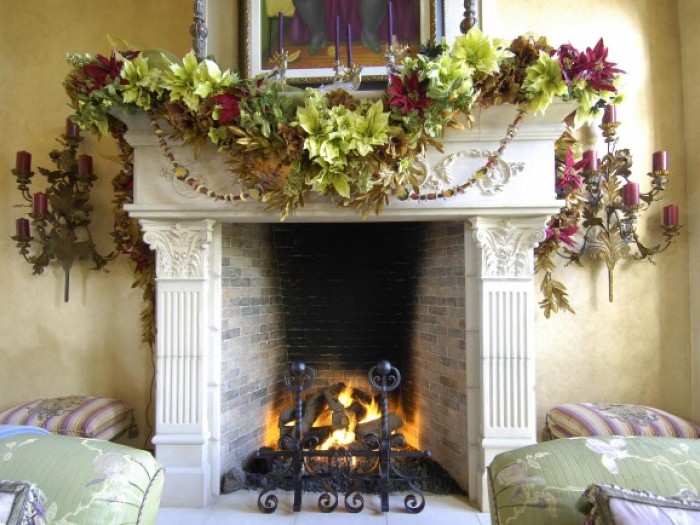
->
544, 402, 700, 440
0, 395, 137, 441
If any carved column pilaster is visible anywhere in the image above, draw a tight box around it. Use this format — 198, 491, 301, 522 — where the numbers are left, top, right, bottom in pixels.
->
140, 219, 216, 507
468, 216, 547, 511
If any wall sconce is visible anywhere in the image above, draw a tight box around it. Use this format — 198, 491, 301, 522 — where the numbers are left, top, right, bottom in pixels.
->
11, 120, 118, 302
560, 105, 681, 302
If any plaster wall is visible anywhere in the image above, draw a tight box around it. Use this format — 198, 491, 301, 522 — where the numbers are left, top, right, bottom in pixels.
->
0, 0, 192, 448
484, 0, 692, 430
0, 0, 694, 460
678, 0, 700, 422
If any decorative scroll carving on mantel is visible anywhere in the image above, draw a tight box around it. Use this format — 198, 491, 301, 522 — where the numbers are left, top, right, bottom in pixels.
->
141, 220, 214, 279
415, 150, 524, 195
473, 218, 547, 278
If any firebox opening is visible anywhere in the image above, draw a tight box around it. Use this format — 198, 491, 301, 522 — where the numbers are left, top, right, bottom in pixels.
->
221, 221, 469, 494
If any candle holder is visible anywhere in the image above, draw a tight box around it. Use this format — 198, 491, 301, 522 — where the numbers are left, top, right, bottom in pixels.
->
384, 35, 408, 81
269, 50, 289, 83
557, 112, 681, 302
10, 122, 118, 302
318, 61, 354, 93
343, 63, 363, 91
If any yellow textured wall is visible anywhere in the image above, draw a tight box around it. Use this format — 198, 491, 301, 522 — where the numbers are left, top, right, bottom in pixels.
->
0, 0, 693, 455
0, 0, 192, 447
484, 0, 691, 429
679, 0, 700, 422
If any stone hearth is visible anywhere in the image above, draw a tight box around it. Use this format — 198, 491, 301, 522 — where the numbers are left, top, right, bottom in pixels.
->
123, 100, 573, 511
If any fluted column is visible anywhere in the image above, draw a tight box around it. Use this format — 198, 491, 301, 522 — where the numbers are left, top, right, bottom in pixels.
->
141, 219, 218, 507
468, 216, 548, 511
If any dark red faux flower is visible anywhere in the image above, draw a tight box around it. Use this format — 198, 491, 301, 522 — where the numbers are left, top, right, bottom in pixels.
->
556, 148, 582, 197
212, 93, 241, 124
545, 223, 579, 248
557, 39, 623, 92
82, 51, 139, 92
577, 38, 624, 92
387, 72, 430, 116
555, 43, 581, 83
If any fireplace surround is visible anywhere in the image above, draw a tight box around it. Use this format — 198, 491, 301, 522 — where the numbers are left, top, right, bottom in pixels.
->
122, 100, 573, 511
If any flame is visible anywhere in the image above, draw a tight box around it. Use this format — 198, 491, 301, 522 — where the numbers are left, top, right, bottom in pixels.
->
358, 395, 381, 424
318, 386, 382, 450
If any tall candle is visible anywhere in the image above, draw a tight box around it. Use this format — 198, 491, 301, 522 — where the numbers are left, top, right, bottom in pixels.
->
622, 182, 640, 206
652, 150, 668, 172
602, 104, 616, 124
347, 24, 353, 65
663, 204, 679, 226
278, 12, 284, 53
335, 15, 340, 61
15, 151, 31, 172
388, 0, 394, 42
582, 150, 597, 171
65, 118, 80, 138
33, 192, 48, 217
78, 154, 93, 176
15, 218, 30, 238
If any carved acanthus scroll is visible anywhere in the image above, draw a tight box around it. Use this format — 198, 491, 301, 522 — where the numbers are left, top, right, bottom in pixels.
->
141, 220, 214, 279
473, 218, 547, 278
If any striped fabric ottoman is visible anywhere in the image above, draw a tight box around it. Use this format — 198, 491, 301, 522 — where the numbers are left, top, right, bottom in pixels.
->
544, 402, 700, 440
0, 395, 137, 441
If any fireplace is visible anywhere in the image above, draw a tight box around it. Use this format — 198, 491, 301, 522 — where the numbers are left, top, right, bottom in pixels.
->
123, 100, 573, 511
219, 221, 469, 497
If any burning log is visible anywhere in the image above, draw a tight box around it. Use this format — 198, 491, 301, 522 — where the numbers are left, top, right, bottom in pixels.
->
279, 382, 347, 435
356, 414, 403, 439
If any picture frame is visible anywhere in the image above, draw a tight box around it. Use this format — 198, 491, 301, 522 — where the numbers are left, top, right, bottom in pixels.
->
240, 0, 445, 85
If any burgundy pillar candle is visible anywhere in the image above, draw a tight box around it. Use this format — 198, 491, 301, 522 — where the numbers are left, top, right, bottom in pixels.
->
65, 118, 80, 138
347, 24, 353, 65
33, 192, 48, 217
582, 150, 597, 171
663, 204, 679, 226
78, 154, 93, 175
15, 218, 30, 238
652, 150, 668, 172
16, 151, 31, 172
622, 182, 640, 206
602, 104, 616, 124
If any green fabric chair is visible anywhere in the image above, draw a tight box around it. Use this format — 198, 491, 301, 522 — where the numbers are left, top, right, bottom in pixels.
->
488, 436, 700, 524
0, 427, 163, 524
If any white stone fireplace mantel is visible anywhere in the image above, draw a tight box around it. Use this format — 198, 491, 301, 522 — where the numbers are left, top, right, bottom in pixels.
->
123, 100, 573, 511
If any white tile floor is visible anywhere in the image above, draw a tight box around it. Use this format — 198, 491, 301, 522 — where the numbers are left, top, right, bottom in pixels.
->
156, 491, 492, 525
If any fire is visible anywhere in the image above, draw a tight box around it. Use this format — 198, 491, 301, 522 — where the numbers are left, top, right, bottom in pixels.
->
318, 385, 383, 450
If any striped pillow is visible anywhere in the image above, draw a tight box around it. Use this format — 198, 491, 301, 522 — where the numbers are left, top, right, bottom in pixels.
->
0, 395, 136, 441
545, 403, 700, 440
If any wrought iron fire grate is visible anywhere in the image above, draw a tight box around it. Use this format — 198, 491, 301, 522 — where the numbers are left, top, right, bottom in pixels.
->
255, 360, 430, 513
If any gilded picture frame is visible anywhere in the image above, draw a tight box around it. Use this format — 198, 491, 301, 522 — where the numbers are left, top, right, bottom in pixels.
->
240, 0, 445, 85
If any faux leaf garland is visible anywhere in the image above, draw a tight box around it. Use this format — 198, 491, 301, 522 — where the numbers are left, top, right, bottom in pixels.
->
64, 27, 624, 318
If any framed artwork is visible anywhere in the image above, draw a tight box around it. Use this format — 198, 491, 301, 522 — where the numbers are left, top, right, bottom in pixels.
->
241, 0, 445, 85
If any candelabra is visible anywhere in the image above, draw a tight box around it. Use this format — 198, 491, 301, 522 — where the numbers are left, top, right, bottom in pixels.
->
559, 106, 681, 302
11, 120, 118, 302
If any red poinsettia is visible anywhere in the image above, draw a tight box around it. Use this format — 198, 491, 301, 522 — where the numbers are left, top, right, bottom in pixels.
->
576, 38, 624, 92
556, 148, 582, 197
387, 72, 430, 116
82, 51, 139, 92
556, 39, 623, 92
212, 93, 241, 124
546, 222, 579, 248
